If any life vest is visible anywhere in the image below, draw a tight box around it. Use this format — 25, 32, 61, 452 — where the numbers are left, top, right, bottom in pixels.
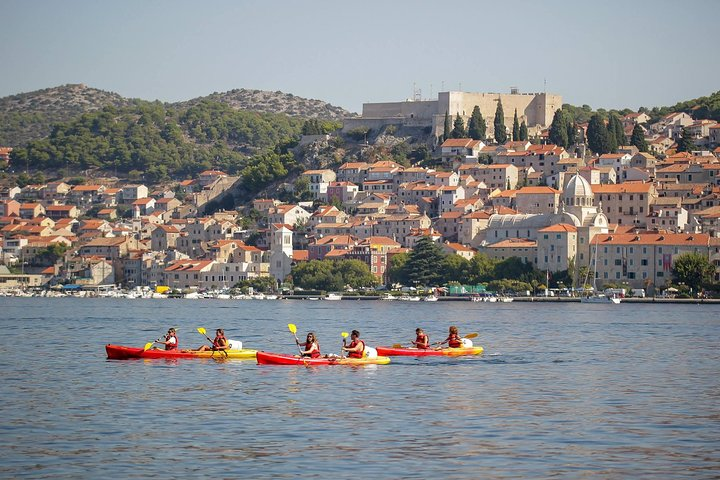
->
301, 342, 321, 358
415, 334, 429, 349
348, 339, 365, 359
213, 335, 227, 350
166, 334, 178, 351
448, 334, 462, 348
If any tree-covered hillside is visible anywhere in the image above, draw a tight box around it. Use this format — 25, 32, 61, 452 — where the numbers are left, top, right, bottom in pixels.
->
10, 100, 304, 184
0, 84, 132, 147
562, 90, 720, 125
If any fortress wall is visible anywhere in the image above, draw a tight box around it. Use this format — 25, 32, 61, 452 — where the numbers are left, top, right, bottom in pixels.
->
361, 100, 437, 120
435, 91, 562, 137
354, 91, 561, 140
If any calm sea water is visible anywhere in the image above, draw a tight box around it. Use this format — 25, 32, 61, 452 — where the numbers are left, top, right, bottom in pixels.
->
0, 297, 718, 479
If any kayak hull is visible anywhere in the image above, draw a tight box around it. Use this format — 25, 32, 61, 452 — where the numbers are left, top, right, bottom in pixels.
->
256, 351, 390, 366
106, 344, 258, 360
375, 346, 484, 356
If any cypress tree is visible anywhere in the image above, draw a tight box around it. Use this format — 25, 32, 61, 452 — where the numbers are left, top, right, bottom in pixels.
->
587, 114, 611, 154
467, 105, 486, 140
676, 127, 696, 152
494, 99, 507, 144
549, 109, 568, 148
607, 128, 618, 153
442, 111, 451, 142
512, 109, 520, 141
519, 121, 528, 141
630, 124, 648, 152
567, 121, 577, 146
609, 113, 626, 147
451, 113, 467, 139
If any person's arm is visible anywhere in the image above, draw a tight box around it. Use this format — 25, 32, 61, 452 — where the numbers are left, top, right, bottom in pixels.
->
216, 338, 229, 350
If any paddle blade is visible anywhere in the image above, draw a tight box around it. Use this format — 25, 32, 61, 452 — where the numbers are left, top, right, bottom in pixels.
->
392, 344, 403, 348
464, 332, 478, 339
341, 331, 349, 338
197, 327, 206, 336
288, 323, 297, 334
143, 342, 153, 351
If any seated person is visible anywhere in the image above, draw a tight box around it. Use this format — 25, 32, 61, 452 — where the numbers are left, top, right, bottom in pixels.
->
196, 328, 228, 352
411, 328, 430, 349
296, 332, 321, 358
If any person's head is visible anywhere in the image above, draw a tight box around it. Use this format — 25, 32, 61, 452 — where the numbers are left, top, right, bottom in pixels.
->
306, 332, 316, 342
216, 328, 224, 337
416, 328, 424, 335
168, 328, 176, 336
351, 330, 360, 338
449, 326, 458, 335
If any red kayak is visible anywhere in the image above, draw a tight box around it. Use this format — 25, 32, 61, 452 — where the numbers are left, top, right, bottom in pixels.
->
105, 344, 257, 360
256, 351, 390, 365
375, 346, 484, 356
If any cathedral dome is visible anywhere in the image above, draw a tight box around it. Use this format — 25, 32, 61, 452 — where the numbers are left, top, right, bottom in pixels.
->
563, 174, 593, 207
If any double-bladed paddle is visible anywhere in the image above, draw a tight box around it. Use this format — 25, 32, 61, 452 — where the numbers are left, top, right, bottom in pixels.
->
143, 327, 180, 351
340, 331, 349, 358
288, 323, 304, 356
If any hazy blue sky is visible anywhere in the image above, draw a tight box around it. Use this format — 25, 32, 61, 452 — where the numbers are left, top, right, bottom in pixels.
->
2, 0, 718, 113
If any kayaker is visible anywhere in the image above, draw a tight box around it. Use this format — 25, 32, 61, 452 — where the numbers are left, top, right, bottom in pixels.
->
156, 328, 178, 351
411, 328, 430, 349
195, 328, 228, 352
296, 332, 321, 358
342, 330, 365, 359
438, 325, 462, 348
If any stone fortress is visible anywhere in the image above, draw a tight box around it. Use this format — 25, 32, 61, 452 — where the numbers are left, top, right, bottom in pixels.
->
343, 88, 562, 140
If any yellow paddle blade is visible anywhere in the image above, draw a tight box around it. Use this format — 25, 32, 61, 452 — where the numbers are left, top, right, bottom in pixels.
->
464, 332, 478, 339
143, 342, 153, 351
197, 327, 206, 336
392, 343, 403, 348
288, 323, 297, 334
341, 331, 349, 338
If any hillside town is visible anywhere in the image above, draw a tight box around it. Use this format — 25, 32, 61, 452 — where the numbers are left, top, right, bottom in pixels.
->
2, 91, 720, 297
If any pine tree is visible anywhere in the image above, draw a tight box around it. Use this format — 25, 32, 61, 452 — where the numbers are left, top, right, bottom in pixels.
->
403, 236, 445, 286
512, 109, 520, 141
450, 113, 467, 139
467, 105, 486, 140
519, 121, 528, 141
587, 114, 611, 154
549, 109, 568, 148
676, 127, 696, 152
442, 111, 451, 142
630, 124, 648, 152
494, 99, 507, 144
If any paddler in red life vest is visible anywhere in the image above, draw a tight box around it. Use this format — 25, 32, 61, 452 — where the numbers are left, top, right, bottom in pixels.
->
342, 330, 365, 358
296, 332, 321, 358
195, 328, 228, 352
438, 325, 462, 348
156, 328, 178, 351
411, 328, 430, 349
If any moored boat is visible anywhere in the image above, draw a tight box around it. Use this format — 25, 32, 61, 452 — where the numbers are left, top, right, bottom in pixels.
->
106, 344, 258, 360
375, 346, 484, 356
256, 351, 390, 365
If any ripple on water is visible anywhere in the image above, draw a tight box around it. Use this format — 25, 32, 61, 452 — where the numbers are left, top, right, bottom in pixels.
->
0, 298, 718, 478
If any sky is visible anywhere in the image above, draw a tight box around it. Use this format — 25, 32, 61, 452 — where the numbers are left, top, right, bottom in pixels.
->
1, 0, 718, 114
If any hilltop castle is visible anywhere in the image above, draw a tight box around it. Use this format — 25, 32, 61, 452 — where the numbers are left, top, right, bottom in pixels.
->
343, 89, 562, 140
